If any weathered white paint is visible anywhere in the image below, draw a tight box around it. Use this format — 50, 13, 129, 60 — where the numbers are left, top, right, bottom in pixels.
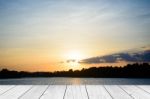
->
0, 85, 149, 99
40, 85, 66, 99
120, 85, 150, 99
86, 85, 112, 99
65, 85, 88, 99
19, 85, 48, 99
104, 85, 133, 99
0, 85, 32, 99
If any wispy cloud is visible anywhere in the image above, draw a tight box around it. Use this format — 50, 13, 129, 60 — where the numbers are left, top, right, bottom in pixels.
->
80, 46, 150, 64
0, 0, 150, 68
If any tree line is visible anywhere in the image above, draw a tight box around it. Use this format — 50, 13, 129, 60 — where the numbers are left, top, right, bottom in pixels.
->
0, 63, 150, 78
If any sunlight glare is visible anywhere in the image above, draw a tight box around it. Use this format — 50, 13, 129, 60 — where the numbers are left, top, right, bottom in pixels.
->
66, 50, 83, 61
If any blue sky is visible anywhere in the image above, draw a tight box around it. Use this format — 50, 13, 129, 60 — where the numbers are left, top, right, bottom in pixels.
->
0, 0, 150, 71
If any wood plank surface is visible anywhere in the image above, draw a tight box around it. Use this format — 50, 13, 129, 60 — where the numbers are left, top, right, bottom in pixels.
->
104, 85, 133, 99
0, 85, 149, 99
40, 85, 66, 99
19, 85, 48, 99
137, 85, 150, 94
64, 85, 88, 99
0, 85, 15, 95
0, 85, 32, 99
86, 85, 112, 99
120, 85, 150, 99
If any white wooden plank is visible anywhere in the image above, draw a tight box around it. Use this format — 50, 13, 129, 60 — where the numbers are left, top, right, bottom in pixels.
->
19, 85, 48, 99
137, 85, 150, 94
104, 85, 132, 99
0, 85, 32, 99
0, 85, 149, 99
120, 85, 150, 99
40, 85, 66, 99
0, 85, 15, 95
86, 85, 112, 99
64, 85, 88, 99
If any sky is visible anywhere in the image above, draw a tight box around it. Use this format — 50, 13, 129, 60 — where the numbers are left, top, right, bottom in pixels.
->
0, 0, 150, 71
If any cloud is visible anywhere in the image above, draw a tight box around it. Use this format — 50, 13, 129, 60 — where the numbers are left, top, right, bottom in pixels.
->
80, 46, 150, 64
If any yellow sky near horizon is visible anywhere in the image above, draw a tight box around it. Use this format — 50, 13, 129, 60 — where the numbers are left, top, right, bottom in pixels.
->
0, 0, 150, 71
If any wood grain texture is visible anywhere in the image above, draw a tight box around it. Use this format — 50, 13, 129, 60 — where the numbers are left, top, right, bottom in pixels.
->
64, 85, 88, 99
104, 85, 133, 99
0, 85, 149, 99
120, 85, 150, 99
0, 85, 32, 99
137, 85, 150, 94
40, 85, 66, 99
19, 85, 48, 99
0, 85, 15, 95
86, 85, 112, 99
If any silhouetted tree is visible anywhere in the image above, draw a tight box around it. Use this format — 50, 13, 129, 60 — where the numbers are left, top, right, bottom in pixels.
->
0, 63, 150, 78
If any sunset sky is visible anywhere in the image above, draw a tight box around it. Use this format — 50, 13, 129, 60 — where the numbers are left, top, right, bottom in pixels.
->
0, 0, 150, 71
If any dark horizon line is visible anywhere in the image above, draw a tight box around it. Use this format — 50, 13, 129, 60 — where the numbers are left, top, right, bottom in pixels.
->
1, 62, 150, 72
0, 63, 150, 78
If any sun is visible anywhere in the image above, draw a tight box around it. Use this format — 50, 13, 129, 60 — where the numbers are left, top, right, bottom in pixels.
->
66, 50, 83, 61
